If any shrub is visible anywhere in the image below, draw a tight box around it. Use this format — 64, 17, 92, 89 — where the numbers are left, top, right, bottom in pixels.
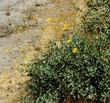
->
82, 0, 110, 39
25, 34, 110, 103
23, 0, 110, 103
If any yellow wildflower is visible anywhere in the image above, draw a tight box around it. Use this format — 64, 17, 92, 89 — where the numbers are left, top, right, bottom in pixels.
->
47, 17, 52, 23
62, 24, 69, 31
72, 48, 78, 53
67, 38, 72, 44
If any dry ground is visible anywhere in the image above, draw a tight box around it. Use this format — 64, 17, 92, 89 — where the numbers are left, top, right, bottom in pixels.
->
0, 0, 87, 103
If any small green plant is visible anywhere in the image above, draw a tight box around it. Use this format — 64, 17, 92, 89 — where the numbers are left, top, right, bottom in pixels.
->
25, 34, 110, 103
82, 0, 110, 39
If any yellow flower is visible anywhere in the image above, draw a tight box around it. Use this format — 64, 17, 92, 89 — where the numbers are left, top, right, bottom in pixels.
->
67, 38, 72, 43
62, 24, 69, 31
72, 48, 78, 53
47, 17, 52, 23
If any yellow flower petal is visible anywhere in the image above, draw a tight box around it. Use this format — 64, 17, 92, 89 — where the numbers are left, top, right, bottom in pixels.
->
72, 48, 78, 53
67, 38, 72, 44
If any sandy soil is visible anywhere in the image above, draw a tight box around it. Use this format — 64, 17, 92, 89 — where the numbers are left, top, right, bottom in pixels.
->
0, 0, 87, 103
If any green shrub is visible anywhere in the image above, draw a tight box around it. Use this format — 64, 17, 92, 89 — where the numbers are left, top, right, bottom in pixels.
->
82, 0, 110, 38
23, 0, 110, 103
25, 34, 110, 103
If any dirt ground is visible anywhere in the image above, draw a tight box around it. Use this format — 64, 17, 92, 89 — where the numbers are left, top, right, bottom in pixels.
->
0, 0, 87, 103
